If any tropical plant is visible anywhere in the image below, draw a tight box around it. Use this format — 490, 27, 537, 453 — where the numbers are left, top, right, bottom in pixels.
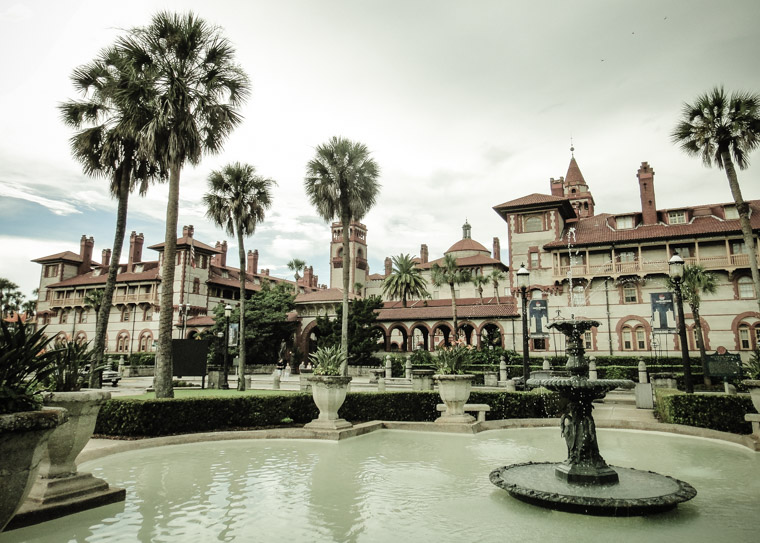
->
434, 339, 474, 375
409, 348, 434, 367
315, 296, 384, 365
61, 45, 164, 388
471, 272, 490, 304
381, 253, 429, 307
120, 12, 251, 398
488, 269, 506, 304
43, 339, 97, 392
0, 278, 23, 318
746, 348, 760, 380
431, 254, 471, 338
304, 136, 381, 375
83, 289, 105, 329
204, 162, 275, 391
0, 321, 58, 414
665, 264, 718, 385
672, 86, 760, 312
310, 345, 344, 376
287, 259, 306, 282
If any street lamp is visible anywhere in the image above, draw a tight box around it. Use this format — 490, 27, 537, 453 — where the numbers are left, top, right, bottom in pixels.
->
669, 254, 693, 394
222, 304, 232, 390
516, 264, 531, 382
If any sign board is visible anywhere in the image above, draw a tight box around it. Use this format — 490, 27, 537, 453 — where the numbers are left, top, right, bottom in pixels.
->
172, 339, 209, 377
705, 350, 742, 379
651, 292, 676, 333
529, 299, 549, 338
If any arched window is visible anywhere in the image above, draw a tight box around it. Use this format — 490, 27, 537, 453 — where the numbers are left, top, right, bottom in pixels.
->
738, 277, 756, 299
622, 327, 633, 350
75, 332, 87, 345
143, 306, 153, 321
524, 215, 543, 232
620, 323, 648, 351
192, 278, 200, 294
138, 331, 153, 352
117, 332, 129, 352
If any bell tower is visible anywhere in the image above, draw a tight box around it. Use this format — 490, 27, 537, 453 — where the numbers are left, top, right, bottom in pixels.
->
330, 221, 368, 293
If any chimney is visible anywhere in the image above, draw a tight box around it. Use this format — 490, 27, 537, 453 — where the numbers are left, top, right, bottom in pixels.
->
309, 267, 316, 287
220, 241, 228, 267
420, 244, 429, 264
550, 176, 564, 197
101, 248, 112, 267
493, 237, 501, 261
182, 225, 189, 237
262, 268, 269, 276
79, 235, 94, 274
187, 225, 194, 238
128, 231, 144, 272
247, 250, 257, 274
384, 257, 392, 276
637, 162, 657, 225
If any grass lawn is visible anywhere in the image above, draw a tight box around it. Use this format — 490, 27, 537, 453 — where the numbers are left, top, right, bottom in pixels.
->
122, 388, 299, 400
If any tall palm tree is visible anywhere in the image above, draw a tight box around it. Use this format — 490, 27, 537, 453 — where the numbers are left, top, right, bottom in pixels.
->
672, 87, 760, 312
120, 12, 250, 398
381, 253, 429, 307
431, 254, 471, 340
488, 269, 506, 304
60, 46, 163, 386
204, 162, 275, 391
83, 289, 105, 330
666, 264, 718, 386
304, 136, 380, 375
287, 259, 306, 282
471, 271, 490, 305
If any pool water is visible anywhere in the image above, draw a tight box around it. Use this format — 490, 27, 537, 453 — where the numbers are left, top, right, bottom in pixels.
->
6, 429, 760, 542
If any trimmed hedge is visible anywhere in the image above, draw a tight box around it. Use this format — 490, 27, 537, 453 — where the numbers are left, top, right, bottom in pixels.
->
94, 390, 562, 437
654, 388, 754, 435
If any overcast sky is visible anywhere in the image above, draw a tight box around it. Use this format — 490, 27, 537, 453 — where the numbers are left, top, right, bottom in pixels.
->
2, 0, 759, 299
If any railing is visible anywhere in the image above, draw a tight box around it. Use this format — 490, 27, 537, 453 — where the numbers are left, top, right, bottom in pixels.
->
49, 291, 157, 308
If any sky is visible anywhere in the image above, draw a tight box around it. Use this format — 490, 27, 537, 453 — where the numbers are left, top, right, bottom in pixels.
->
1, 0, 760, 300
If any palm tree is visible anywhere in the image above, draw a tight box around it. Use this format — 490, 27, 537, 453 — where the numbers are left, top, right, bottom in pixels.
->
120, 12, 250, 398
666, 264, 718, 386
0, 278, 20, 318
488, 269, 506, 304
60, 46, 163, 386
304, 136, 381, 375
381, 254, 429, 307
204, 162, 275, 391
431, 254, 471, 340
287, 259, 306, 282
672, 87, 760, 312
83, 289, 105, 330
471, 271, 490, 305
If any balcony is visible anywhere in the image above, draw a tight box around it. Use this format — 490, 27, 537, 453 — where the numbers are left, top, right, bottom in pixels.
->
49, 290, 158, 308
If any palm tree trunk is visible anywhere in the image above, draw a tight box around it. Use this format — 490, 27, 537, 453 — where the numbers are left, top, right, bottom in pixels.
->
449, 282, 458, 341
155, 163, 181, 398
478, 286, 484, 305
340, 212, 351, 376
691, 303, 711, 386
722, 152, 760, 313
494, 281, 501, 304
91, 166, 131, 387
236, 228, 247, 391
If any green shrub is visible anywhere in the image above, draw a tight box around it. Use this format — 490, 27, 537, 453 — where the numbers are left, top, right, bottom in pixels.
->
389, 354, 406, 377
94, 390, 561, 437
409, 349, 433, 367
654, 388, 754, 434
128, 353, 156, 366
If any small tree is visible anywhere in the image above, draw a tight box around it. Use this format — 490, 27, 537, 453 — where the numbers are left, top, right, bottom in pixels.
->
381, 254, 429, 307
431, 254, 471, 338
315, 296, 384, 366
488, 269, 506, 304
287, 259, 306, 282
471, 272, 490, 304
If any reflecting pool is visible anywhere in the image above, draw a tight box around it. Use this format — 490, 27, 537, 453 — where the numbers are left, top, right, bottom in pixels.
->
5, 429, 759, 542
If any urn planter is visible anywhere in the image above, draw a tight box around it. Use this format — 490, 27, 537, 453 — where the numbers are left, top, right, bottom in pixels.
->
9, 390, 126, 530
434, 374, 475, 423
743, 380, 760, 412
0, 407, 68, 532
305, 375, 353, 430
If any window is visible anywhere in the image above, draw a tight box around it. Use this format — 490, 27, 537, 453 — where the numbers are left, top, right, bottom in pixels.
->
59, 310, 67, 324
672, 246, 692, 258
75, 332, 87, 345
584, 332, 592, 350
623, 285, 637, 304
668, 210, 686, 224
739, 326, 751, 350
192, 278, 200, 294
572, 286, 586, 306
44, 264, 58, 278
724, 205, 739, 219
529, 252, 539, 269
622, 328, 633, 350
524, 215, 544, 232
532, 338, 546, 350
79, 310, 87, 324
619, 251, 636, 262
138, 332, 152, 352
731, 241, 747, 255
121, 307, 130, 322
616, 216, 633, 229
221, 270, 229, 279
636, 329, 646, 350
738, 277, 756, 299
143, 307, 153, 321
117, 332, 129, 352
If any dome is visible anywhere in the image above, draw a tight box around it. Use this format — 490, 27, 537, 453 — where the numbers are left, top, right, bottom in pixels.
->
444, 238, 490, 255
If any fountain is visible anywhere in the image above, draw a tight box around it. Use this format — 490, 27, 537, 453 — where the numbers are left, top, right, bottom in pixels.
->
490, 318, 697, 515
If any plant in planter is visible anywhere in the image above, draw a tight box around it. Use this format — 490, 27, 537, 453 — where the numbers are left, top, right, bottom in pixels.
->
305, 345, 352, 430
433, 340, 476, 423
11, 339, 124, 528
742, 348, 760, 413
0, 321, 68, 532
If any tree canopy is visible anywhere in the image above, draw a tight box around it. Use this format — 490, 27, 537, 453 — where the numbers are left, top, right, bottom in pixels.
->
315, 296, 384, 366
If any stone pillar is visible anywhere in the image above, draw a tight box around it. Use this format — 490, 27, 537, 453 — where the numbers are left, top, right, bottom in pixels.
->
506, 379, 516, 392
638, 358, 648, 384
499, 356, 507, 383
377, 374, 386, 392
588, 357, 597, 380
542, 357, 551, 371
272, 372, 280, 390
385, 355, 392, 379
405, 359, 412, 379
300, 369, 313, 392
412, 369, 434, 391
635, 359, 654, 409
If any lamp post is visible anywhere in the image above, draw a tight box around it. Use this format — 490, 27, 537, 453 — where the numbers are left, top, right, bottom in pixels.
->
516, 264, 531, 382
669, 255, 693, 394
223, 304, 232, 390
180, 303, 188, 339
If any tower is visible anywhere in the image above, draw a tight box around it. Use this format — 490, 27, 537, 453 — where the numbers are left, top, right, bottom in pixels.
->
561, 145, 595, 218
330, 221, 368, 293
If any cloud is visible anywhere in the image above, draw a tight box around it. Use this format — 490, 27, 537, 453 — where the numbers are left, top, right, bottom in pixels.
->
0, 183, 81, 216
0, 3, 33, 22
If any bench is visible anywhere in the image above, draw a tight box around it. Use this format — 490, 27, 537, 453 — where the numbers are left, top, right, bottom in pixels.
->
436, 403, 491, 422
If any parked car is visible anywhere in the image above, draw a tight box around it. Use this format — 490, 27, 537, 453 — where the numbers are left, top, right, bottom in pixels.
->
101, 369, 121, 387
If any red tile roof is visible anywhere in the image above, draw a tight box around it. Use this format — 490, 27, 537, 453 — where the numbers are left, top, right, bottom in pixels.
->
184, 315, 215, 327
148, 236, 220, 252
367, 273, 386, 281
295, 288, 357, 303
376, 297, 517, 321
418, 254, 507, 270
32, 251, 84, 264
445, 238, 490, 254
48, 264, 161, 287
565, 157, 586, 187
494, 193, 570, 209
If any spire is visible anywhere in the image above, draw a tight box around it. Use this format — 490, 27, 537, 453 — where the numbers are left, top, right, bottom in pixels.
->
462, 220, 471, 239
565, 156, 586, 187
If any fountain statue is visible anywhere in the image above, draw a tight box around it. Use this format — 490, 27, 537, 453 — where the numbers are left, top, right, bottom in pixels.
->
490, 318, 697, 515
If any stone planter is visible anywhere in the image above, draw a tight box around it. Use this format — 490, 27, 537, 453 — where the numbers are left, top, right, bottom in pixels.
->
483, 371, 498, 387
434, 374, 475, 423
0, 407, 68, 532
411, 369, 435, 391
9, 390, 125, 530
305, 375, 353, 430
742, 380, 760, 412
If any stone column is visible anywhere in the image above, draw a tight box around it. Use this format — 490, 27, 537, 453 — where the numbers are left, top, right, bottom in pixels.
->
542, 357, 551, 371
377, 374, 386, 392
588, 357, 597, 380
638, 358, 648, 383
405, 359, 412, 379
635, 358, 654, 409
499, 356, 508, 384
385, 355, 392, 379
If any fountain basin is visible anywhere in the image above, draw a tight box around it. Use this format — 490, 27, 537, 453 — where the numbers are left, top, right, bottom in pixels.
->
490, 462, 697, 516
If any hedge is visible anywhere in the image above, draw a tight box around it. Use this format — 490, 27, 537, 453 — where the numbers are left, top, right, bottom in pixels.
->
94, 390, 561, 437
654, 388, 754, 435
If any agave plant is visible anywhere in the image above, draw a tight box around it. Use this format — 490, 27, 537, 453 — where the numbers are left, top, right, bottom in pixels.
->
0, 320, 58, 414
434, 340, 474, 375
309, 345, 344, 376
